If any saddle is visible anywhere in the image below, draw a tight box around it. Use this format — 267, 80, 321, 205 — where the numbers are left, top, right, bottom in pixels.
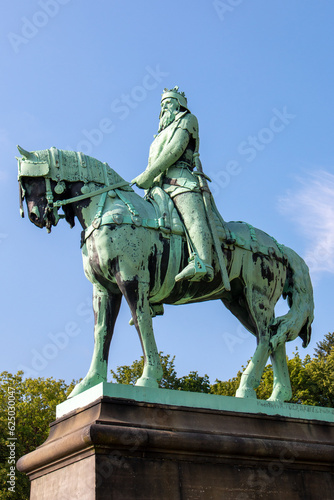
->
146, 186, 184, 237
147, 188, 286, 265
146, 186, 228, 242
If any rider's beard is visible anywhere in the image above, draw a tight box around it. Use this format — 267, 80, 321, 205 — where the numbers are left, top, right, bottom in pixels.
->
158, 109, 176, 133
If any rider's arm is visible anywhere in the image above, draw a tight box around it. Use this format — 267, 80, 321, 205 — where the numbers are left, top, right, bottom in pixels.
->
132, 128, 190, 189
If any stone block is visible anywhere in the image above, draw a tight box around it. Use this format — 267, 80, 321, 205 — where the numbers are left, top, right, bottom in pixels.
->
17, 392, 334, 499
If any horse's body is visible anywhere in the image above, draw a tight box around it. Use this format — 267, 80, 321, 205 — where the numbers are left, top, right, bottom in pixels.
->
18, 147, 314, 401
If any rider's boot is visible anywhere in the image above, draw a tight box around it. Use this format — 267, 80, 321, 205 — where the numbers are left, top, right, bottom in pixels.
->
173, 192, 214, 283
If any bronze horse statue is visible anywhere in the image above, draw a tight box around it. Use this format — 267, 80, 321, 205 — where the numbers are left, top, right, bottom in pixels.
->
17, 146, 314, 401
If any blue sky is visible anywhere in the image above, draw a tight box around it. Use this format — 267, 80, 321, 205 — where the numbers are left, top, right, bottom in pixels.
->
1, 1, 334, 388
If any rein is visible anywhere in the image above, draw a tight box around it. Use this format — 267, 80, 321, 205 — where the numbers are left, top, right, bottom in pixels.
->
52, 180, 130, 208
44, 179, 131, 232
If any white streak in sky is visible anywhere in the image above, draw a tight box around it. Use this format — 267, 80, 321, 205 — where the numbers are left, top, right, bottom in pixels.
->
278, 170, 334, 275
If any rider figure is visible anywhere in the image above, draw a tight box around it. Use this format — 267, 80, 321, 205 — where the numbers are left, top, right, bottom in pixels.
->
132, 86, 214, 283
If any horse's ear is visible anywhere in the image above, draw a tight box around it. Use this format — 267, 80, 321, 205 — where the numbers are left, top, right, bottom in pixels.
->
17, 145, 36, 160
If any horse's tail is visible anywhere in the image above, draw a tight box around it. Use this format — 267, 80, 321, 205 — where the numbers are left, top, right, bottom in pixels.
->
270, 246, 314, 350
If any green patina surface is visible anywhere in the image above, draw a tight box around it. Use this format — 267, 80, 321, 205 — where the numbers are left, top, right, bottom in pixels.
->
56, 382, 334, 423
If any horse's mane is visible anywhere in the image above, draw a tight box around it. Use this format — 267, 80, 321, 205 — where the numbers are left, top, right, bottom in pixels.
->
35, 147, 127, 186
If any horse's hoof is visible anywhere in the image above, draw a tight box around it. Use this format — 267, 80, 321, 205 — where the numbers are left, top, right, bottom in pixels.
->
68, 373, 105, 398
267, 396, 286, 403
135, 376, 159, 389
267, 391, 291, 403
235, 387, 257, 399
68, 383, 85, 399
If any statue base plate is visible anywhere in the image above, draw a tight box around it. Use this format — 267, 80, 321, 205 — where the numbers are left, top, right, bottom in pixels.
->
17, 388, 334, 499
56, 382, 334, 422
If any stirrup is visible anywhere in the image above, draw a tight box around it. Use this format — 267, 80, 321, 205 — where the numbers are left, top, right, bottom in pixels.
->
175, 254, 213, 283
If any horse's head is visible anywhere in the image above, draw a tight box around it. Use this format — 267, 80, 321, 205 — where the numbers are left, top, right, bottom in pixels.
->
17, 145, 62, 233
17, 145, 130, 232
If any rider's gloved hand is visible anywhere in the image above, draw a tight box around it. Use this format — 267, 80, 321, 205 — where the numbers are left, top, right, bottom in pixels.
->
131, 171, 153, 189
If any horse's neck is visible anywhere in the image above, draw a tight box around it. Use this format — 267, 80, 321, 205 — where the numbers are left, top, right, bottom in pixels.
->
48, 148, 125, 186
51, 149, 129, 228
69, 185, 155, 230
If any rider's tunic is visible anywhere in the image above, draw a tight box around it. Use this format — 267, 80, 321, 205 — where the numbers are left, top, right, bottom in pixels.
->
148, 111, 201, 198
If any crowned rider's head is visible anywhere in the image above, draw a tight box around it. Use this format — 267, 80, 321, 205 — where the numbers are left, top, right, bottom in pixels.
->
158, 86, 189, 133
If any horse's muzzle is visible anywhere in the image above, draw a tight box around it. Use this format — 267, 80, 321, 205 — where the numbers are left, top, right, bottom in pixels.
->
28, 203, 44, 228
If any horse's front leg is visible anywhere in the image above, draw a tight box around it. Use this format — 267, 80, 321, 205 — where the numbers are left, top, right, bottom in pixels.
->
118, 277, 163, 388
69, 285, 122, 398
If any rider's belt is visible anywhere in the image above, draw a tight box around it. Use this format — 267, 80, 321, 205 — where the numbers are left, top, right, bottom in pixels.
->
164, 178, 182, 187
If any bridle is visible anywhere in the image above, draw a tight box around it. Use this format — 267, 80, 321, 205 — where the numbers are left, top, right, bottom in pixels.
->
20, 173, 130, 231
18, 151, 130, 232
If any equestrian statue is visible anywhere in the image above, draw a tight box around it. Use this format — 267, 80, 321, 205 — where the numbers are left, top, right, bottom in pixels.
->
17, 87, 314, 402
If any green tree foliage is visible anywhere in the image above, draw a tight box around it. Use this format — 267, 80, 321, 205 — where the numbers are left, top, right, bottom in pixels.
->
289, 341, 334, 407
178, 371, 211, 393
110, 352, 210, 393
210, 369, 243, 397
314, 331, 334, 358
110, 353, 179, 389
0, 371, 75, 500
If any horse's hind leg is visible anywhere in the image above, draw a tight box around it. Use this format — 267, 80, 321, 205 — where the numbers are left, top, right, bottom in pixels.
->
235, 334, 271, 399
69, 285, 122, 398
236, 289, 273, 399
117, 278, 163, 388
268, 343, 292, 402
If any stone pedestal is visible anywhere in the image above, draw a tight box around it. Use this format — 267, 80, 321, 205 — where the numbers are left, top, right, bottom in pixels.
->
17, 385, 334, 499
